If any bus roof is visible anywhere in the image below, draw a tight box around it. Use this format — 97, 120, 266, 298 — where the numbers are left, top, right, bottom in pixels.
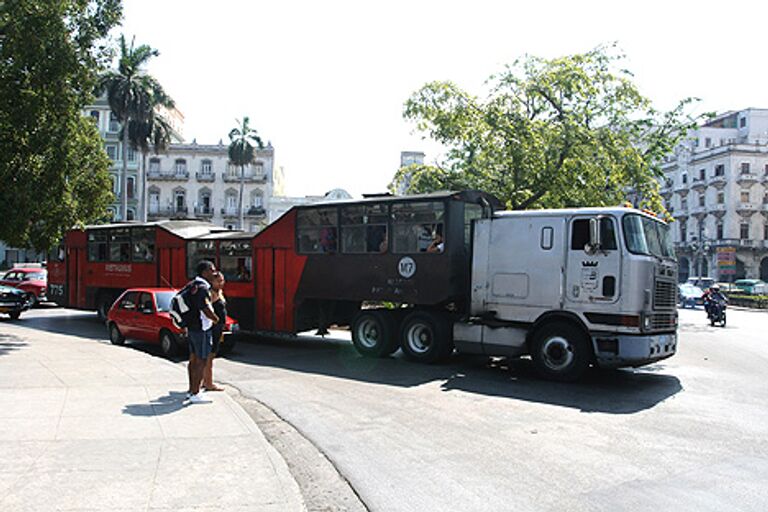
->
292, 190, 503, 211
494, 206, 667, 223
83, 219, 239, 239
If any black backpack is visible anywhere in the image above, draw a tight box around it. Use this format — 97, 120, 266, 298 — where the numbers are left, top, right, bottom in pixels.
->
170, 281, 198, 329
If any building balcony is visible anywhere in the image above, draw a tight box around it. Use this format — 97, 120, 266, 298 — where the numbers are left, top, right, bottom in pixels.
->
147, 171, 190, 182
147, 206, 189, 219
196, 171, 215, 182
690, 205, 707, 217
736, 203, 757, 216
710, 238, 758, 249
674, 183, 689, 195
193, 206, 214, 217
690, 178, 706, 191
221, 208, 240, 218
245, 206, 266, 218
707, 175, 727, 188
222, 173, 267, 184
736, 173, 758, 185
709, 203, 727, 216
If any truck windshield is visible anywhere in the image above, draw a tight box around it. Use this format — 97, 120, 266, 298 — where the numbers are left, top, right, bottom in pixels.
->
622, 214, 674, 259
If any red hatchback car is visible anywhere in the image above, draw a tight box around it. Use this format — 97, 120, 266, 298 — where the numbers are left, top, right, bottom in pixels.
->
106, 288, 239, 358
0, 266, 47, 305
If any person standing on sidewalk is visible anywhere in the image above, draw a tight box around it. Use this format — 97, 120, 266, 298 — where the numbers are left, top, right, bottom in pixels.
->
186, 260, 219, 404
202, 271, 226, 392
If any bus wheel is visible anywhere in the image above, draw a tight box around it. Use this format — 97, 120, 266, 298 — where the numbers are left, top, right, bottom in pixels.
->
400, 312, 453, 364
9, 311, 21, 320
351, 310, 397, 358
109, 323, 125, 346
530, 321, 591, 382
97, 293, 114, 321
159, 330, 179, 358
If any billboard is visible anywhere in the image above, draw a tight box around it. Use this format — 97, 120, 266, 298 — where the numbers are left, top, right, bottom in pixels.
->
717, 247, 736, 275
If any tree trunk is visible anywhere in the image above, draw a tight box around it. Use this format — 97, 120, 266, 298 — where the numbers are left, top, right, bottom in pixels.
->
140, 150, 148, 222
121, 124, 129, 221
238, 164, 245, 230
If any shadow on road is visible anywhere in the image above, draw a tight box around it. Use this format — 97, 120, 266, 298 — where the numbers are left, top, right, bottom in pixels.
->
123, 391, 189, 416
0, 333, 28, 357
228, 334, 682, 414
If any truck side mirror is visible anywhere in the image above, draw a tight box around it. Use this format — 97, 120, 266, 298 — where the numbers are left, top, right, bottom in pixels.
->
587, 217, 602, 254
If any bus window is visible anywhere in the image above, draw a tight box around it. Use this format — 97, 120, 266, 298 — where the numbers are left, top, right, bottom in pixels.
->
49, 244, 65, 262
187, 240, 217, 278
391, 202, 445, 254
109, 229, 131, 262
132, 227, 155, 262
464, 204, 483, 250
340, 204, 389, 253
297, 207, 338, 254
88, 231, 108, 262
220, 240, 252, 281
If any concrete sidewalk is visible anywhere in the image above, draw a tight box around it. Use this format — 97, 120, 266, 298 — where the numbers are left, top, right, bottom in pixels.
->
0, 323, 305, 511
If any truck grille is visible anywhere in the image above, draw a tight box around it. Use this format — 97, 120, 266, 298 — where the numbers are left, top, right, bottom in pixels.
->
650, 313, 676, 330
654, 280, 676, 310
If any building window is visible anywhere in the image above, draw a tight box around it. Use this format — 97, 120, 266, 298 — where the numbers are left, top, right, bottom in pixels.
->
740, 222, 749, 240
109, 112, 120, 133
705, 137, 711, 148
697, 194, 704, 207
111, 175, 119, 195
200, 159, 212, 175
698, 169, 705, 180
740, 117, 746, 128
764, 193, 768, 205
149, 158, 160, 174
717, 222, 723, 239
106, 144, 118, 161
717, 192, 724, 204
254, 162, 265, 178
126, 208, 135, 221
127, 177, 135, 199
681, 198, 687, 210
741, 191, 750, 203
251, 191, 263, 208
681, 173, 688, 184
174, 190, 186, 212
148, 191, 160, 213
740, 162, 751, 174
715, 164, 725, 176
680, 223, 687, 243
89, 110, 100, 124
175, 159, 187, 176
764, 163, 768, 176
126, 147, 136, 162
764, 223, 768, 240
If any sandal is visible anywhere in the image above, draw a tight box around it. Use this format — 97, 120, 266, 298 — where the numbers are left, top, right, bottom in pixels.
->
203, 385, 225, 392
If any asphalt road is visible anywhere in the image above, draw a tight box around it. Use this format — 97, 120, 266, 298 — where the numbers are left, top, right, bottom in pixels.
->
4, 305, 768, 511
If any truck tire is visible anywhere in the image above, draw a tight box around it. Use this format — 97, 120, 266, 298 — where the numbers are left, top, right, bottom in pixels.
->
109, 322, 125, 346
400, 311, 453, 364
9, 311, 21, 320
159, 330, 179, 358
351, 310, 398, 358
530, 321, 591, 382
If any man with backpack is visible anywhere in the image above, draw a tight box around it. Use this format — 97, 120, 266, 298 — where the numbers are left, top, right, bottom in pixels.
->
180, 260, 220, 404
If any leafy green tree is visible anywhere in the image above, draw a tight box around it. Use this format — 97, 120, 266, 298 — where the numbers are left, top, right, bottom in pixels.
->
0, 0, 121, 250
228, 117, 264, 230
99, 35, 173, 221
392, 45, 699, 214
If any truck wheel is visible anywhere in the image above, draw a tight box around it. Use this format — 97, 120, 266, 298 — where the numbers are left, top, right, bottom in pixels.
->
9, 311, 21, 320
159, 330, 179, 358
351, 310, 398, 358
531, 322, 591, 382
400, 312, 453, 364
109, 322, 125, 345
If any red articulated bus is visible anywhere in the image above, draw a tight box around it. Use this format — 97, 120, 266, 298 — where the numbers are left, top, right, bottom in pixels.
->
50, 191, 499, 360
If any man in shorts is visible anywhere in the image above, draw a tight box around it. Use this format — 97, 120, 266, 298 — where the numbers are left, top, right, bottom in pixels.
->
186, 260, 219, 404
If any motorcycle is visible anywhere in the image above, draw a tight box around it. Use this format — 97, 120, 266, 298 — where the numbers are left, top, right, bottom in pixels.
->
706, 299, 727, 327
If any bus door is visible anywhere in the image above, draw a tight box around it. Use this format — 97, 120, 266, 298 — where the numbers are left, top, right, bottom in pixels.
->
255, 248, 290, 331
158, 248, 174, 288
67, 247, 86, 307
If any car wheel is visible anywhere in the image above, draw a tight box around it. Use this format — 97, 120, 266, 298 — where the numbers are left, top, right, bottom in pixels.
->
530, 321, 592, 382
28, 294, 38, 308
109, 322, 125, 345
159, 330, 179, 358
9, 311, 21, 320
399, 311, 453, 363
351, 310, 398, 358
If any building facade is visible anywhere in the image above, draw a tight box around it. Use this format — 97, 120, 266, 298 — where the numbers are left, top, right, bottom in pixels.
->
660, 108, 768, 282
145, 142, 277, 231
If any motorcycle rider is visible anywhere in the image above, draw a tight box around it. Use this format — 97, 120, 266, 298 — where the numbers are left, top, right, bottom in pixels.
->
703, 284, 727, 319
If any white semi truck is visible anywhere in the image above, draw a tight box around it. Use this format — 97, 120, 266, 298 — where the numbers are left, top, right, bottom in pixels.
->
453, 206, 678, 380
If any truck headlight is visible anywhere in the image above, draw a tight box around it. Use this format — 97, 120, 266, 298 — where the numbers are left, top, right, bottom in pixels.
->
642, 315, 652, 332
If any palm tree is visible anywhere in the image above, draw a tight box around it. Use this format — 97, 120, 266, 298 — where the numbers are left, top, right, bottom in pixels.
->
228, 117, 264, 230
124, 111, 173, 221
99, 35, 173, 221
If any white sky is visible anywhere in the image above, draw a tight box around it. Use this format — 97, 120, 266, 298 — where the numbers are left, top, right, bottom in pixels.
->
120, 0, 768, 197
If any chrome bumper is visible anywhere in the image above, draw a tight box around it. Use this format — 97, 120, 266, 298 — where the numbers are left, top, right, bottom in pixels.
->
594, 332, 677, 368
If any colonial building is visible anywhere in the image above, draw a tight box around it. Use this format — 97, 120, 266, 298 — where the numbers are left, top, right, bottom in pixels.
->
394, 151, 425, 195
145, 141, 278, 232
660, 108, 768, 282
268, 188, 353, 223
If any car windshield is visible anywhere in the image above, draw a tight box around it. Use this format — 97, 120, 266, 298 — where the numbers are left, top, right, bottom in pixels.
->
622, 214, 675, 259
24, 272, 46, 280
155, 291, 175, 312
